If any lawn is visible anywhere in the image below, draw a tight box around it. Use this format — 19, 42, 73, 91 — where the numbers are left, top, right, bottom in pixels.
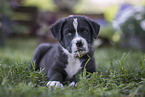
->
0, 37, 145, 97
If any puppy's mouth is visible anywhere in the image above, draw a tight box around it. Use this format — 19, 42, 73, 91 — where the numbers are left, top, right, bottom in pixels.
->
73, 48, 88, 58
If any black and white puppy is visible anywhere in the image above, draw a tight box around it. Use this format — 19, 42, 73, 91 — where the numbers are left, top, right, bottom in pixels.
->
32, 15, 100, 88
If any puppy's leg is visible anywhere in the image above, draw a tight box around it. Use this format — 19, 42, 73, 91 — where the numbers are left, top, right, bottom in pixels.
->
47, 72, 64, 89
85, 57, 96, 73
32, 43, 52, 70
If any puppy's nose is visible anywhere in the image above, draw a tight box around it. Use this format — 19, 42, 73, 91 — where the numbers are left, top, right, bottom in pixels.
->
76, 40, 83, 48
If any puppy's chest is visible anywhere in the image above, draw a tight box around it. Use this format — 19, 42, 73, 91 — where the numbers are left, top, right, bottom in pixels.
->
64, 56, 82, 79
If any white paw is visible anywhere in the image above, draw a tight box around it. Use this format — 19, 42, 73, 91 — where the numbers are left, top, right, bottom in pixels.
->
47, 81, 63, 89
69, 82, 77, 87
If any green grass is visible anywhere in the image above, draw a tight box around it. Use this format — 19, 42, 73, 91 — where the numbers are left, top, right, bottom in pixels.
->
0, 37, 145, 97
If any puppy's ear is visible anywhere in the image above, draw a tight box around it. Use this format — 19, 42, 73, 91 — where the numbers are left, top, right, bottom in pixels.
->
85, 18, 100, 39
49, 19, 66, 42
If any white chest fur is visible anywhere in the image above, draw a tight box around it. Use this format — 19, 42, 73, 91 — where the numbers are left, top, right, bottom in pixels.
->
64, 55, 82, 79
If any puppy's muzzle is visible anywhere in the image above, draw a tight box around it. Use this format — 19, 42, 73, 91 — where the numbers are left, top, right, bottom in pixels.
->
74, 40, 88, 58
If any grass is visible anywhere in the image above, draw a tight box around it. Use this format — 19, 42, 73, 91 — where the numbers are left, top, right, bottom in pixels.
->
0, 37, 145, 97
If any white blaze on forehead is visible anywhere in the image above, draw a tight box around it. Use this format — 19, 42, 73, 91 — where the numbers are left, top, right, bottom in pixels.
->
73, 18, 78, 36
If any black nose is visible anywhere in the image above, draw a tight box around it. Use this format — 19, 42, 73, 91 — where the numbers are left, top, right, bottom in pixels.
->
76, 40, 83, 48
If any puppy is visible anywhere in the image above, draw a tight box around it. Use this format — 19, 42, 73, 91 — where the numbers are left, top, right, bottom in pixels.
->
32, 15, 100, 88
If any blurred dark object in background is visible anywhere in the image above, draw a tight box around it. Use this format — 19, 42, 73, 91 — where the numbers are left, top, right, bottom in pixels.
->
121, 36, 145, 51
36, 12, 57, 44
13, 6, 38, 36
0, 21, 5, 47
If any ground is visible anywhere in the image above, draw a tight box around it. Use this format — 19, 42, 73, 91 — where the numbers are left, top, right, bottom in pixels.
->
0, 37, 145, 97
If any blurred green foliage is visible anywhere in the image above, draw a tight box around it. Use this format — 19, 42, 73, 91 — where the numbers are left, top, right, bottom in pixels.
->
104, 6, 118, 22
0, 0, 14, 17
23, 0, 56, 11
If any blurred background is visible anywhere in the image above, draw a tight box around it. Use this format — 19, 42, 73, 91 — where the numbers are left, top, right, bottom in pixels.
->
0, 0, 145, 51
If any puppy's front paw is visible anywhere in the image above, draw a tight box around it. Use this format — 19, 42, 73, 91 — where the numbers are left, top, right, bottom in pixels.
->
69, 81, 77, 87
47, 81, 63, 89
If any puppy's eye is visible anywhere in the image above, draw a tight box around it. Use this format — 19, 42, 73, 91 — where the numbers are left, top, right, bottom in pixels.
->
81, 28, 88, 33
83, 29, 88, 33
66, 32, 72, 36
65, 30, 72, 36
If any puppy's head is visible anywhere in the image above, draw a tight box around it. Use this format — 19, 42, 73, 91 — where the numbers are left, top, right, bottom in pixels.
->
50, 15, 100, 57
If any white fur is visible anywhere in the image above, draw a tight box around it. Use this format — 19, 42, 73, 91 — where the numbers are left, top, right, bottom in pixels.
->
62, 47, 71, 55
47, 81, 63, 89
71, 36, 88, 55
69, 81, 77, 87
64, 54, 82, 79
62, 47, 82, 79
73, 18, 78, 35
